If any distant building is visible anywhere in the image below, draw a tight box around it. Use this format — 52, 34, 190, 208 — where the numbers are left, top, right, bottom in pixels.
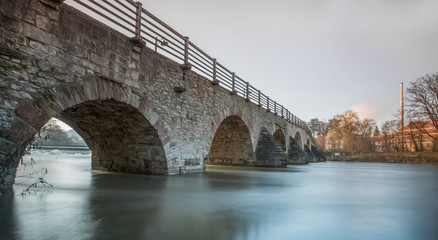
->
400, 121, 438, 152
371, 135, 384, 152
371, 121, 438, 152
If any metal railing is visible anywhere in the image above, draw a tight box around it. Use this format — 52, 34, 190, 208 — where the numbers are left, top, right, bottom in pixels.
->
67, 0, 310, 131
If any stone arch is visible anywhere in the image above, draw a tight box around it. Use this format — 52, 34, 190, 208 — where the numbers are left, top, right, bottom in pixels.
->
0, 75, 168, 189
209, 107, 251, 142
273, 129, 286, 151
294, 131, 303, 149
206, 115, 254, 166
58, 99, 166, 174
254, 128, 286, 167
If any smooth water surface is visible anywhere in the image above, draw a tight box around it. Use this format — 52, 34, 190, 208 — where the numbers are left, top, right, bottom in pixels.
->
1, 149, 438, 240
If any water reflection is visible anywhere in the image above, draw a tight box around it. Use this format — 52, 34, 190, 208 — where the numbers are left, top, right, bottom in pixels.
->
86, 171, 257, 240
3, 150, 438, 240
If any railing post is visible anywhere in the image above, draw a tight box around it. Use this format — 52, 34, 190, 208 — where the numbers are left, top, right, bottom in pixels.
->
135, 2, 142, 38
181, 36, 192, 70
274, 101, 277, 115
154, 37, 158, 52
267, 97, 270, 112
245, 82, 250, 102
257, 90, 261, 106
211, 58, 219, 85
281, 105, 284, 118
230, 72, 237, 95
129, 1, 145, 47
183, 36, 189, 64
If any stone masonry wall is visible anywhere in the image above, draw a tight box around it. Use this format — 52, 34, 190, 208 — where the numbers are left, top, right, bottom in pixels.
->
206, 116, 254, 166
304, 145, 317, 163
0, 0, 318, 191
255, 128, 287, 167
273, 129, 286, 151
287, 137, 309, 164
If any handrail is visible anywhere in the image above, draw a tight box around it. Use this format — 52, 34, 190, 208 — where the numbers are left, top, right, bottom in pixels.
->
66, 0, 311, 133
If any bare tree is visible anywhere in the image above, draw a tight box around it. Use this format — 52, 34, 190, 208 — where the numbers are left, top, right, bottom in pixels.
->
308, 118, 330, 137
328, 110, 360, 153
406, 73, 438, 141
373, 126, 380, 136
308, 118, 320, 137
381, 119, 399, 152
356, 118, 376, 153
404, 112, 425, 152
308, 118, 330, 150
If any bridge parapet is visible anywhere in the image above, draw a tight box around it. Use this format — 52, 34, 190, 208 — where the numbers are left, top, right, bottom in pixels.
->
64, 0, 311, 132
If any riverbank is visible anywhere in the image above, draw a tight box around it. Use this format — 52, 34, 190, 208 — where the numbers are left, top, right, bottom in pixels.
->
328, 152, 438, 164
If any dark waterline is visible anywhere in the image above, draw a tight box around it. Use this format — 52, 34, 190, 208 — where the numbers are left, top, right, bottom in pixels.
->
2, 150, 438, 240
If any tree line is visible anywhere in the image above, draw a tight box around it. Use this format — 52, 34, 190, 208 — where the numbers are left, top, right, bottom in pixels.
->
32, 119, 86, 147
309, 72, 438, 154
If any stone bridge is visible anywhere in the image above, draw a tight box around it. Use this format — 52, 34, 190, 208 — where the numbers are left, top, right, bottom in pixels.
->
0, 0, 324, 191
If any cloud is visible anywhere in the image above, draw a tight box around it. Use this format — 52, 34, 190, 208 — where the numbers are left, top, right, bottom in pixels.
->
351, 102, 381, 120
52, 118, 72, 131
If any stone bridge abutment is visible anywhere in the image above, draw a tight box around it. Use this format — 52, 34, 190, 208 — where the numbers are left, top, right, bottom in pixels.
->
0, 0, 323, 192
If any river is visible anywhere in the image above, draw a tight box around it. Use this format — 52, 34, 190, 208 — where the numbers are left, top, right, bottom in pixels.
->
1, 149, 438, 240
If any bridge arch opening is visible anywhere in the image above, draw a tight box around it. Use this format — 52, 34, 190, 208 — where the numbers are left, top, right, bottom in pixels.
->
10, 98, 167, 188
31, 117, 87, 147
206, 116, 254, 166
56, 99, 167, 174
273, 129, 286, 151
294, 131, 303, 149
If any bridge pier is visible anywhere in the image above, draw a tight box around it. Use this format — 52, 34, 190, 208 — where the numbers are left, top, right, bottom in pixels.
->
287, 137, 309, 164
304, 145, 318, 163
254, 128, 287, 167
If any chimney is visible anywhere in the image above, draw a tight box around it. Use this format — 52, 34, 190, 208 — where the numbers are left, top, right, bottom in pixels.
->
400, 82, 404, 151
400, 82, 404, 129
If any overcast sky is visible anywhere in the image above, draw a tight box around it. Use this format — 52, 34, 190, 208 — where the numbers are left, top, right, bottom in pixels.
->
137, 0, 438, 126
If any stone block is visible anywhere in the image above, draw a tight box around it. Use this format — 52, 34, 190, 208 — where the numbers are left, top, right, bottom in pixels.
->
0, 14, 23, 33
35, 14, 49, 30
22, 22, 52, 44
131, 52, 140, 61
38, 0, 63, 10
